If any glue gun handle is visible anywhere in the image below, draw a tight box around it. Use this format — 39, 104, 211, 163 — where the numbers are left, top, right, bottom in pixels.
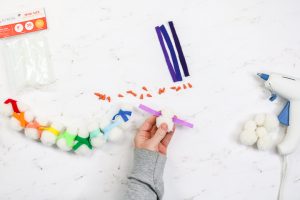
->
278, 100, 300, 155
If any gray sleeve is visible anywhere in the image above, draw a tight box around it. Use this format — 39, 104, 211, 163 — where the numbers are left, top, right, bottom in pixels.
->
124, 148, 167, 200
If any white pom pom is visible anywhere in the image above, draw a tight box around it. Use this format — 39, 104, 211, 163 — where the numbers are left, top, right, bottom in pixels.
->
74, 126, 93, 155
0, 103, 13, 117
264, 114, 279, 132
24, 117, 48, 140
244, 120, 257, 131
255, 127, 268, 138
156, 116, 174, 132
108, 127, 123, 142
257, 136, 273, 150
77, 126, 89, 138
88, 122, 106, 148
40, 122, 64, 146
160, 109, 174, 118
24, 127, 40, 140
254, 113, 266, 126
56, 126, 78, 151
90, 134, 106, 148
240, 130, 258, 146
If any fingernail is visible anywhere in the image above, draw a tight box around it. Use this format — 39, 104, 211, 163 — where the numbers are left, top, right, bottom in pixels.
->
161, 123, 168, 131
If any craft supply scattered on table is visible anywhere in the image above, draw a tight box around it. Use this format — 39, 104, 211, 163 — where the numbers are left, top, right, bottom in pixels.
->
94, 82, 193, 103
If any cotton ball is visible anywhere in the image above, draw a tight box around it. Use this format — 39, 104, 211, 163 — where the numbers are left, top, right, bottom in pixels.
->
255, 127, 268, 138
25, 117, 48, 140
240, 129, 258, 146
264, 114, 279, 132
0, 103, 13, 117
56, 126, 78, 151
254, 113, 266, 126
257, 136, 273, 150
160, 109, 174, 118
156, 116, 174, 132
108, 127, 124, 143
88, 122, 106, 148
244, 120, 257, 131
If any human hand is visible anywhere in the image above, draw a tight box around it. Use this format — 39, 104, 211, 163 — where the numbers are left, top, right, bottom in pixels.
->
135, 116, 175, 155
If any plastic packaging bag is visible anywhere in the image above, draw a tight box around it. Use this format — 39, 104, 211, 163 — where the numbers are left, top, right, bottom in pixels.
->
0, 8, 54, 93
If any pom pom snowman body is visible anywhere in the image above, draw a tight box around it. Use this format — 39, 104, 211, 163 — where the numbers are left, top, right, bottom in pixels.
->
263, 114, 279, 132
10, 111, 34, 131
240, 130, 258, 145
89, 122, 105, 148
74, 127, 93, 156
40, 122, 64, 146
156, 110, 174, 132
24, 117, 48, 140
57, 126, 78, 151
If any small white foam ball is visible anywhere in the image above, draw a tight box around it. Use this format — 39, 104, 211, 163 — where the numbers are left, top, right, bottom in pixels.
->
161, 109, 174, 118
108, 127, 123, 142
244, 120, 257, 131
264, 114, 279, 132
90, 134, 106, 148
240, 129, 258, 146
257, 136, 273, 150
156, 116, 174, 132
254, 113, 266, 126
25, 128, 39, 140
255, 127, 268, 138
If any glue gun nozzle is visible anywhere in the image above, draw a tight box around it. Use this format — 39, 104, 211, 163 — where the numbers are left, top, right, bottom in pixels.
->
257, 73, 269, 81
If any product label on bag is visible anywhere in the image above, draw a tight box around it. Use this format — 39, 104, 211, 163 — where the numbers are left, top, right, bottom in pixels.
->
0, 8, 47, 38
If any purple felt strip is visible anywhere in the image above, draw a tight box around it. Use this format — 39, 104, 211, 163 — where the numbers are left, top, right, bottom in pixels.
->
168, 21, 190, 77
159, 25, 182, 82
155, 26, 177, 82
139, 104, 161, 116
173, 117, 194, 128
138, 104, 194, 128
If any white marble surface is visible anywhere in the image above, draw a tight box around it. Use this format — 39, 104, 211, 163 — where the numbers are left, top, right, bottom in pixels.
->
0, 0, 300, 199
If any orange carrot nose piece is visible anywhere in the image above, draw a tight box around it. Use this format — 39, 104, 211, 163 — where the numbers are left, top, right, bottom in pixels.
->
142, 86, 148, 91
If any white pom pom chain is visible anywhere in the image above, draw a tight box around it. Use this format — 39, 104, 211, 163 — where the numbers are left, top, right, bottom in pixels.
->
0, 99, 133, 156
239, 113, 280, 150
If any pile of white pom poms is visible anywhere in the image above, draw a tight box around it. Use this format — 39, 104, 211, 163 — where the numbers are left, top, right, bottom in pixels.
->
239, 113, 283, 150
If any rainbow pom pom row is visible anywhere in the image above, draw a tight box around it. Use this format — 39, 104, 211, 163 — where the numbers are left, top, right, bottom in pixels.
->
0, 98, 133, 156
